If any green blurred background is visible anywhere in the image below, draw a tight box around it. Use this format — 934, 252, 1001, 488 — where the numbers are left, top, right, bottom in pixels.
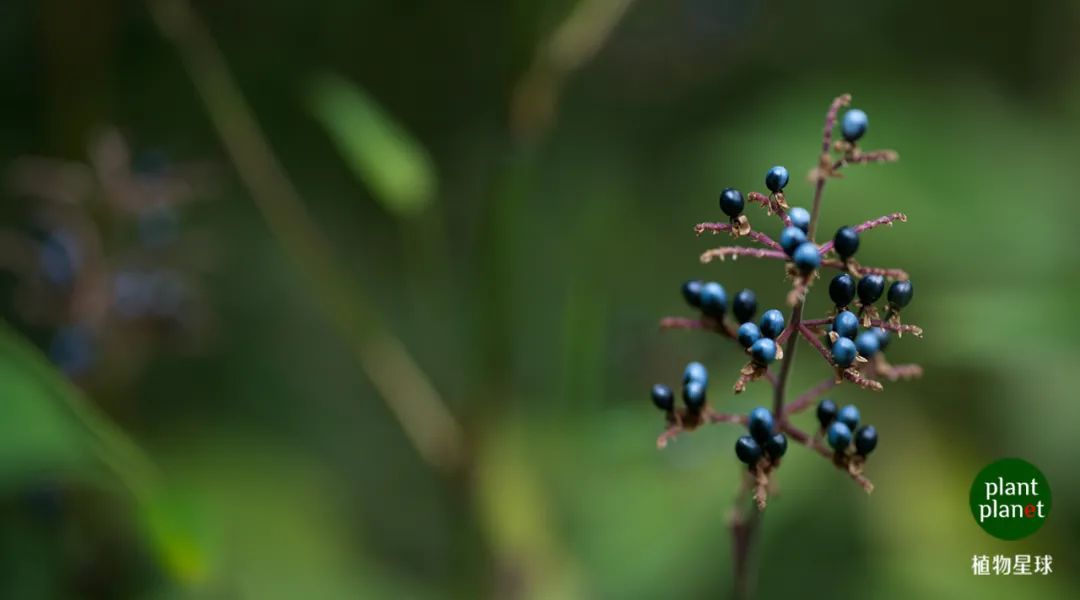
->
0, 0, 1077, 598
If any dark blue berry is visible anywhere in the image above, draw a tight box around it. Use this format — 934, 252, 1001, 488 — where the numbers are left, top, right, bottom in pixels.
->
832, 337, 857, 368
651, 384, 674, 412
829, 273, 856, 307
857, 274, 885, 304
747, 407, 774, 443
833, 226, 859, 259
719, 187, 745, 218
750, 338, 777, 365
683, 380, 706, 411
683, 362, 708, 386
855, 330, 880, 357
48, 326, 96, 377
732, 289, 757, 324
681, 280, 703, 308
832, 310, 859, 340
39, 231, 82, 289
737, 322, 762, 348
699, 281, 727, 317
854, 425, 878, 456
765, 166, 789, 193
816, 399, 838, 429
765, 433, 788, 460
759, 309, 785, 339
735, 435, 763, 466
779, 226, 807, 256
872, 327, 891, 351
838, 404, 860, 430
841, 109, 868, 142
887, 280, 913, 309
789, 207, 810, 233
792, 242, 821, 274
827, 421, 853, 451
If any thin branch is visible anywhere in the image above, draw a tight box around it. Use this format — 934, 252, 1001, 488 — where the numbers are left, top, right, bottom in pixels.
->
783, 378, 837, 416
840, 149, 900, 166
656, 410, 746, 448
782, 421, 874, 493
659, 316, 738, 339
700, 246, 787, 263
818, 212, 907, 253
746, 191, 792, 226
842, 368, 883, 391
867, 319, 923, 337
798, 324, 832, 362
695, 222, 782, 251
821, 259, 909, 280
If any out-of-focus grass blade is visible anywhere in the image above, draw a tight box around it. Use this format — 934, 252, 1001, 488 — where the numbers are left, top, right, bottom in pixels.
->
308, 72, 436, 217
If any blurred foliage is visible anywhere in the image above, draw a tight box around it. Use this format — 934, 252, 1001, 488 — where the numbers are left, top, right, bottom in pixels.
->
0, 0, 1079, 598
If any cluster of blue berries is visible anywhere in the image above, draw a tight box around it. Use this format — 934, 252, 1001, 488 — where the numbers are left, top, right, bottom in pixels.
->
825, 309, 893, 368
735, 407, 787, 469
816, 399, 878, 457
681, 280, 787, 368
828, 272, 912, 314
651, 361, 710, 419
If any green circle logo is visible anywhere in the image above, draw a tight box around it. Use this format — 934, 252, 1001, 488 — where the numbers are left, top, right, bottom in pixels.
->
969, 458, 1051, 540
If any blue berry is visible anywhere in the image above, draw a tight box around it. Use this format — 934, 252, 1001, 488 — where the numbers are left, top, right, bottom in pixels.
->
681, 280, 703, 308
827, 421, 853, 451
792, 242, 821, 274
872, 327, 891, 351
829, 273, 856, 308
765, 166, 789, 193
765, 433, 788, 460
699, 282, 727, 317
855, 330, 880, 357
887, 280, 913, 309
779, 226, 808, 256
832, 310, 859, 339
833, 226, 859, 259
651, 384, 674, 412
788, 207, 810, 233
49, 326, 96, 377
735, 435, 763, 466
737, 322, 762, 348
750, 338, 777, 365
759, 309, 785, 339
841, 109, 868, 142
747, 407, 775, 443
831, 337, 857, 368
857, 274, 885, 304
732, 289, 757, 324
683, 380, 706, 412
854, 425, 878, 456
39, 230, 83, 289
719, 187, 745, 218
816, 398, 838, 429
838, 404, 860, 430
683, 361, 708, 386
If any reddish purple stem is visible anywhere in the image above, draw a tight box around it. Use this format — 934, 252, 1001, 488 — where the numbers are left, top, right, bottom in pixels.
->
695, 222, 783, 251
818, 212, 908, 254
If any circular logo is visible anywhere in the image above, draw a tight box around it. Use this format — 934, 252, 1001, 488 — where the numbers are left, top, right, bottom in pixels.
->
969, 458, 1051, 540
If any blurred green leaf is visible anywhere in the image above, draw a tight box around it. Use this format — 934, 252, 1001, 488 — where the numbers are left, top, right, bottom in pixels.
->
308, 72, 436, 217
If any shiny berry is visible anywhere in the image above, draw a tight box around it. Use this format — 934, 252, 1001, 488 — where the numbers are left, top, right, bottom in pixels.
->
872, 327, 891, 351
737, 322, 762, 348
832, 310, 859, 339
829, 273, 856, 307
681, 280, 703, 308
857, 274, 885, 304
733, 289, 757, 324
789, 207, 810, 233
833, 226, 859, 259
700, 282, 727, 317
651, 384, 674, 411
831, 337, 857, 368
735, 435, 763, 466
855, 330, 880, 357
765, 433, 788, 460
827, 421, 852, 451
792, 242, 821, 274
759, 309, 785, 339
841, 109, 868, 142
765, 166, 789, 193
779, 226, 808, 256
747, 407, 774, 443
683, 361, 708, 386
887, 280, 913, 309
683, 380, 706, 411
816, 399, 838, 428
838, 404, 860, 430
750, 338, 777, 365
855, 425, 878, 456
719, 187, 745, 218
